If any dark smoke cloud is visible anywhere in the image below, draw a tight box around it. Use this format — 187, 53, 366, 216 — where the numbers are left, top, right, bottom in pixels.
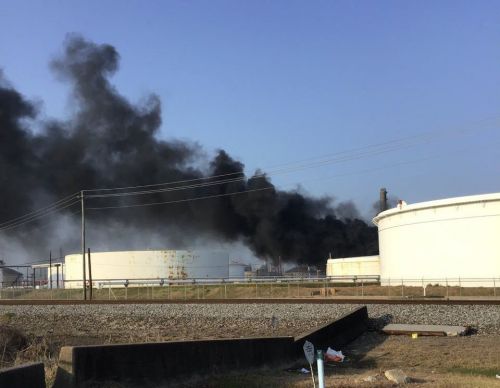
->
0, 35, 378, 265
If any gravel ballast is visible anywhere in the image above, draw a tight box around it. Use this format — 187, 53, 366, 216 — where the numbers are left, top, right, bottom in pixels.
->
0, 303, 499, 343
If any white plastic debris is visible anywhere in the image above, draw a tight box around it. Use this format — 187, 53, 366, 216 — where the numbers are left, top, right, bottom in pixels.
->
324, 347, 345, 362
299, 367, 309, 374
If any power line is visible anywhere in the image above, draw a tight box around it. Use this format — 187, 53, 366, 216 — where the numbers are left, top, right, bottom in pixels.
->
2, 118, 498, 228
82, 118, 498, 195
0, 201, 81, 232
86, 187, 274, 211
0, 192, 79, 228
84, 136, 439, 199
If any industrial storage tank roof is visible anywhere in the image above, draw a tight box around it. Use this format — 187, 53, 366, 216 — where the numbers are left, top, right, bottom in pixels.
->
373, 192, 500, 225
372, 191, 500, 286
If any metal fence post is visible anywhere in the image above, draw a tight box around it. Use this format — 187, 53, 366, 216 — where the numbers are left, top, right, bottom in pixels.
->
255, 282, 258, 298
494, 278, 496, 297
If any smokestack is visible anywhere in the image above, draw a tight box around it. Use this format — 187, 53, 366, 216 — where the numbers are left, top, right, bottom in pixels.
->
379, 188, 388, 213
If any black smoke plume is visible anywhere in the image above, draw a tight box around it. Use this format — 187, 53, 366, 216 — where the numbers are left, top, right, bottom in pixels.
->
0, 35, 378, 265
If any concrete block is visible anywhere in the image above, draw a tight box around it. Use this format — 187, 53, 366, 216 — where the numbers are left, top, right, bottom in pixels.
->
382, 324, 468, 336
71, 336, 295, 386
0, 362, 45, 388
294, 306, 368, 352
59, 346, 73, 364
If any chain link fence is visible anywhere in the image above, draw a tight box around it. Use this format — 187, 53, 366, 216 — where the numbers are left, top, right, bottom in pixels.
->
0, 276, 499, 300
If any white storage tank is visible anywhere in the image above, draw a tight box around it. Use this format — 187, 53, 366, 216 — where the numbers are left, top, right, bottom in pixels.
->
229, 261, 247, 278
373, 193, 500, 286
64, 250, 229, 288
326, 256, 380, 281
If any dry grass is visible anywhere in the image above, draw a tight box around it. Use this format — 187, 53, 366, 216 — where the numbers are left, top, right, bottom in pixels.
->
195, 332, 500, 387
2, 281, 499, 301
0, 281, 500, 300
0, 320, 60, 386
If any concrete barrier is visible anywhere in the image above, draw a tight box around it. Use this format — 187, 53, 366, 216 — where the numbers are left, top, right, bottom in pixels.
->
0, 362, 45, 388
67, 337, 295, 386
57, 306, 368, 387
294, 306, 368, 352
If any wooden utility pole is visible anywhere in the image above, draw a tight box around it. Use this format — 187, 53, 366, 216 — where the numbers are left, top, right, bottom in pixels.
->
87, 248, 93, 300
80, 191, 87, 300
49, 251, 52, 289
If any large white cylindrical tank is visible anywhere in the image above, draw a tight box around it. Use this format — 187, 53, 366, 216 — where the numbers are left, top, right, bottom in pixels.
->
64, 250, 229, 288
326, 256, 380, 280
373, 193, 500, 286
229, 261, 247, 278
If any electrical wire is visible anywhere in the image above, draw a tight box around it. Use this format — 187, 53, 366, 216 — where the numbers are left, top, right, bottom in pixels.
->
0, 192, 79, 228
2, 117, 498, 227
83, 117, 498, 195
0, 201, 81, 232
86, 187, 274, 210
84, 137, 434, 199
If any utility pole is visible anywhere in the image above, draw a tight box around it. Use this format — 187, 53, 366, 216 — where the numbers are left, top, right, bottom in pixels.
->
80, 191, 87, 300
87, 248, 93, 301
49, 251, 52, 289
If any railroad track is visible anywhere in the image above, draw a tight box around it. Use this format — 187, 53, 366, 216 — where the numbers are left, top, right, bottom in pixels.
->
0, 297, 499, 305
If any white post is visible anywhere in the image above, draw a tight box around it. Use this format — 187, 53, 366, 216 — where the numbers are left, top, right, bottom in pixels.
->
316, 350, 325, 388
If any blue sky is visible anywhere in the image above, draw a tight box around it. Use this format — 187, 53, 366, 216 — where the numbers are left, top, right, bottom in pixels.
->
1, 0, 499, 217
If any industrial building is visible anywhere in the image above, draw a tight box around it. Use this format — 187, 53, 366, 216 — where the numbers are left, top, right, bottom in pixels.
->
0, 264, 23, 288
327, 192, 500, 286
64, 250, 229, 288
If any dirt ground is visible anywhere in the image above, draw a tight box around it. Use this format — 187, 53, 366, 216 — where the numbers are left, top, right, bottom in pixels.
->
195, 332, 500, 387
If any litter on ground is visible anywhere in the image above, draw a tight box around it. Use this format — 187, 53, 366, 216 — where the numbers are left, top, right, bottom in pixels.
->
324, 348, 345, 362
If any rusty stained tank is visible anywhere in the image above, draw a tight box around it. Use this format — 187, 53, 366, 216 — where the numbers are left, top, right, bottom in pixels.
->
63, 250, 229, 288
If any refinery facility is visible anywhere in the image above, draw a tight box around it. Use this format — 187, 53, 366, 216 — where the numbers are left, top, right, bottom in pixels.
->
4, 190, 499, 289
327, 191, 500, 286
